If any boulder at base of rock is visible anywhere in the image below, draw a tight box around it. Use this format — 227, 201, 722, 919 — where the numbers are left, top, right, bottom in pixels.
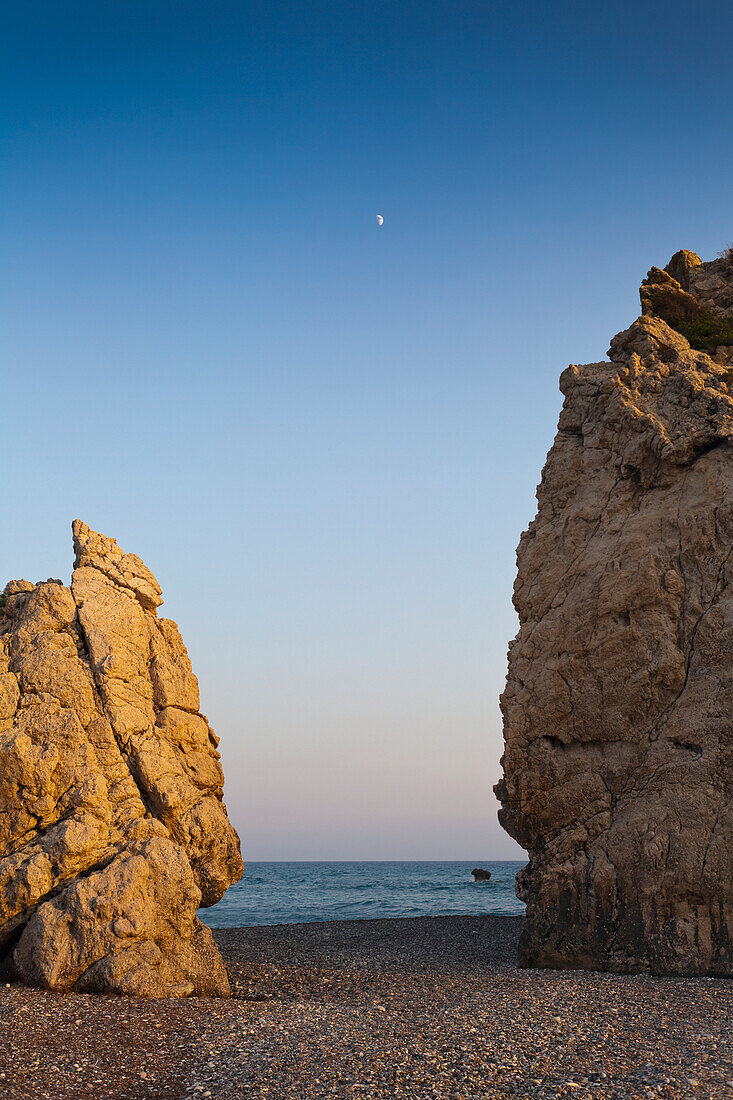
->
496, 249, 733, 977
0, 522, 243, 997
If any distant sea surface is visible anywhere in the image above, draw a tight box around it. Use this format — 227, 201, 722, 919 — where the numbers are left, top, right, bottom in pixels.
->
200, 861, 526, 928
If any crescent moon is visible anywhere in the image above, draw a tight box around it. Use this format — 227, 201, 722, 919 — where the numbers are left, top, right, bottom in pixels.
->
376, 214, 384, 226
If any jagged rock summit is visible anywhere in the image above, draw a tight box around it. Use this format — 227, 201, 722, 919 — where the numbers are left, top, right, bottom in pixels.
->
497, 248, 733, 976
0, 521, 243, 997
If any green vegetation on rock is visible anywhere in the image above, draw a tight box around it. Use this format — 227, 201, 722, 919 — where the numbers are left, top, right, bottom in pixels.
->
676, 314, 733, 351
641, 273, 733, 351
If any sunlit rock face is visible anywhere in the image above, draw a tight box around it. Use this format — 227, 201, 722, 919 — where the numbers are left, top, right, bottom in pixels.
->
0, 521, 243, 997
496, 251, 733, 976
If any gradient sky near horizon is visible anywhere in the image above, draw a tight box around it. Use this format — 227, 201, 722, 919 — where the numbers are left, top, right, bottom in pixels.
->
3, 2, 732, 859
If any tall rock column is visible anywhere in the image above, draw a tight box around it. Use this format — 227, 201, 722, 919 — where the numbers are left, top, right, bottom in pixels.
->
497, 251, 733, 976
0, 522, 243, 997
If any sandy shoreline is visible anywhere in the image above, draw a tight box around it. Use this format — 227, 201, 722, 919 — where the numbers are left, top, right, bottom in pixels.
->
0, 915, 730, 1099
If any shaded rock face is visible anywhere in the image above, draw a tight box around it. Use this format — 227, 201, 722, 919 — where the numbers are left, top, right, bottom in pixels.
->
0, 522, 243, 997
496, 252, 733, 977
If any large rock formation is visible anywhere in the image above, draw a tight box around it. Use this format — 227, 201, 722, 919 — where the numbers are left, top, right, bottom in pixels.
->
0, 521, 243, 996
497, 249, 733, 976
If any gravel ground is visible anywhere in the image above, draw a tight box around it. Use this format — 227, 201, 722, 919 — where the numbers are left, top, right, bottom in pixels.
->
0, 915, 730, 1099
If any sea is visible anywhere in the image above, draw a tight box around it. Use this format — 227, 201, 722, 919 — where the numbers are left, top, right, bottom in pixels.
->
200, 860, 526, 928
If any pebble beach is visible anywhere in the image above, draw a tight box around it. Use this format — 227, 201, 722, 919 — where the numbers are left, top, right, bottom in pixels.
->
0, 915, 730, 1099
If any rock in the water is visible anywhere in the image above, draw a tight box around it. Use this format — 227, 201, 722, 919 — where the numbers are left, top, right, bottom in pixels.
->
0, 522, 243, 997
471, 868, 491, 881
496, 250, 733, 977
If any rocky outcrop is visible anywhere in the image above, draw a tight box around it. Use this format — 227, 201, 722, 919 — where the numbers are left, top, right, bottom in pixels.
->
0, 522, 243, 996
496, 251, 733, 977
638, 250, 733, 356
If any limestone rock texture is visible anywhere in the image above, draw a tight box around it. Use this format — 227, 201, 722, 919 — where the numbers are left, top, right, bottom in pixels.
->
0, 521, 243, 997
496, 250, 733, 977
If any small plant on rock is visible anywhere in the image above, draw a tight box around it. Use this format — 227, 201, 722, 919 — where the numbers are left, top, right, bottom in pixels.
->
676, 313, 733, 351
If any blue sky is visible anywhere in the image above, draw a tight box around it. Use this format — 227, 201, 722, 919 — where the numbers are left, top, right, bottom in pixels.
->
3, 2, 732, 858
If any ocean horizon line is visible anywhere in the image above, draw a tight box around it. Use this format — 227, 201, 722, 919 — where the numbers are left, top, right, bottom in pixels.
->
238, 857, 526, 864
